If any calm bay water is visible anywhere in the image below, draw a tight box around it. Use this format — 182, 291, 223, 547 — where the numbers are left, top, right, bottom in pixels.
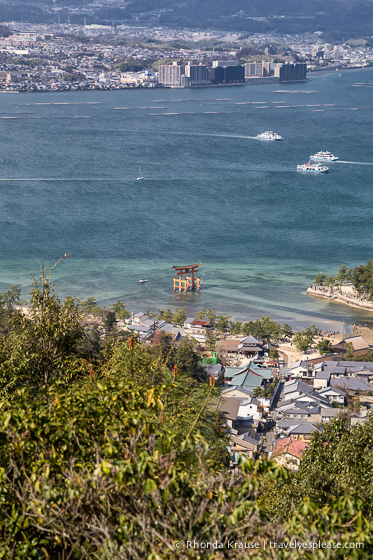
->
1, 68, 373, 329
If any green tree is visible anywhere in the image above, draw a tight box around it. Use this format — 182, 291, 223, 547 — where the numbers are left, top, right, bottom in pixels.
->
241, 317, 282, 343
269, 347, 279, 360
281, 323, 294, 339
345, 348, 373, 362
293, 331, 312, 353
151, 331, 176, 365
172, 308, 187, 325
145, 306, 157, 319
345, 341, 355, 359
216, 315, 230, 333
196, 308, 217, 327
175, 337, 205, 379
229, 320, 242, 335
336, 264, 348, 283
352, 261, 373, 297
0, 285, 21, 335
0, 284, 21, 308
109, 300, 130, 321
315, 339, 333, 355
304, 325, 318, 347
294, 414, 373, 517
313, 272, 326, 285
325, 275, 336, 288
157, 308, 174, 322
0, 259, 87, 394
80, 296, 101, 316
205, 329, 218, 352
103, 310, 117, 333
117, 57, 145, 72
263, 380, 277, 398
242, 320, 255, 337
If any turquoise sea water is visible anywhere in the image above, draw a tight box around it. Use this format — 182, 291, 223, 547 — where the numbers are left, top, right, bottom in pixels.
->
1, 68, 373, 329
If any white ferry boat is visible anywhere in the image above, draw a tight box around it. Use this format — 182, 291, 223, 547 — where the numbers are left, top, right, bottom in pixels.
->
310, 151, 338, 161
256, 130, 283, 141
297, 162, 329, 173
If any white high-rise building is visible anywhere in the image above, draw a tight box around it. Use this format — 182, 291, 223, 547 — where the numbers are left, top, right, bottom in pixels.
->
158, 63, 181, 87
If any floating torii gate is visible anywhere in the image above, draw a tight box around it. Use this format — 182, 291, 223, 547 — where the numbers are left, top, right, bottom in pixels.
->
172, 262, 201, 292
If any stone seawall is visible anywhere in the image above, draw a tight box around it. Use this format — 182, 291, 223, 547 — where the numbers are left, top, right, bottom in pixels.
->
306, 286, 373, 312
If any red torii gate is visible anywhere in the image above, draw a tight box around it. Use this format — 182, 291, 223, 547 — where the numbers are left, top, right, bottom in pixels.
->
172, 262, 201, 292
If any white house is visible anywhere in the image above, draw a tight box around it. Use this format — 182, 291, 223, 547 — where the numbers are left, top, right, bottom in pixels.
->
183, 318, 213, 343
317, 386, 346, 405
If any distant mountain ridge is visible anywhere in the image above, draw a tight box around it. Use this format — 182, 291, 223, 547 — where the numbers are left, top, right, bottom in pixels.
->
2, 0, 373, 36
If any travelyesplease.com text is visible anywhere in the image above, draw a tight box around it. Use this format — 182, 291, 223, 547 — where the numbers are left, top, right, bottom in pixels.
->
173, 540, 364, 551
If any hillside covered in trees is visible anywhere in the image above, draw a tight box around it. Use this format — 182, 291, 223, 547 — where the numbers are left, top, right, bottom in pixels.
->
0, 262, 373, 558
3, 0, 373, 37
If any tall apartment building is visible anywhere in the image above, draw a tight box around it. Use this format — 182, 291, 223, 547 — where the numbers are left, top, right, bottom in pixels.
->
210, 65, 244, 84
262, 61, 272, 76
244, 62, 263, 78
262, 61, 282, 76
158, 63, 181, 87
274, 63, 307, 82
185, 64, 209, 85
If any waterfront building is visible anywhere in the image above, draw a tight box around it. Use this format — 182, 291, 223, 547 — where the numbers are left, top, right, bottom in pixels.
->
209, 65, 245, 84
158, 62, 180, 86
185, 64, 209, 85
180, 75, 190, 86
274, 62, 307, 82
262, 61, 273, 76
262, 61, 282, 76
244, 62, 263, 78
183, 317, 213, 343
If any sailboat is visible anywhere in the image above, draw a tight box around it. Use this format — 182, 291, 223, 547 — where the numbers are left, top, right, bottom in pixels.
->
136, 166, 143, 181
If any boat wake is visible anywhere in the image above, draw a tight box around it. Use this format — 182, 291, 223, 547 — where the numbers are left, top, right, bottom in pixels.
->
0, 178, 119, 182
337, 161, 373, 166
160, 131, 256, 140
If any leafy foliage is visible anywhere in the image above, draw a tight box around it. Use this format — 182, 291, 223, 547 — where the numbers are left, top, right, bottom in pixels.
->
0, 263, 373, 558
315, 339, 333, 355
0, 265, 87, 395
109, 301, 130, 321
353, 261, 373, 297
0, 284, 21, 335
293, 325, 319, 352
242, 316, 282, 343
265, 414, 373, 521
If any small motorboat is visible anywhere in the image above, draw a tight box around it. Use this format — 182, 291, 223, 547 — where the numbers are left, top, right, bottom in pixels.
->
138, 279, 148, 284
